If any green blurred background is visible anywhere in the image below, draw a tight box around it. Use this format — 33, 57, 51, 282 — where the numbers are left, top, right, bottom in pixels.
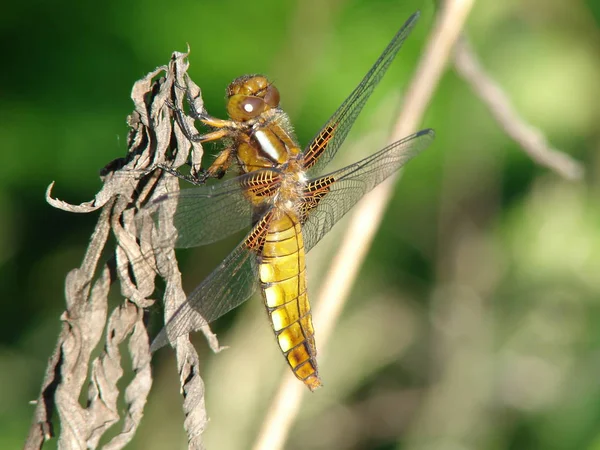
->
2, 0, 600, 448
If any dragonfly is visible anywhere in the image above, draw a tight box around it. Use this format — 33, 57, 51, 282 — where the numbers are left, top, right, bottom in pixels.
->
149, 11, 434, 391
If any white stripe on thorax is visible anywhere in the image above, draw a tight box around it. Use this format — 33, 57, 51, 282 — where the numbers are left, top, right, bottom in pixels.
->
255, 129, 281, 162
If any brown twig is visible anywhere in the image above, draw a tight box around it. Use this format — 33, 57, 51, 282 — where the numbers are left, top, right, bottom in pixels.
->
27, 51, 217, 450
453, 38, 584, 181
252, 1, 476, 449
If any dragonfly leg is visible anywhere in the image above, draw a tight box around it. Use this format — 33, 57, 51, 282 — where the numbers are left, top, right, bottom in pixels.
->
171, 101, 232, 143
152, 163, 205, 185
151, 146, 233, 185
184, 88, 236, 129
204, 147, 234, 180
192, 128, 230, 143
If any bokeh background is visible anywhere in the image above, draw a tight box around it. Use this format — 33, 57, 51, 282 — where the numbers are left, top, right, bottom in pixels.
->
2, 0, 600, 448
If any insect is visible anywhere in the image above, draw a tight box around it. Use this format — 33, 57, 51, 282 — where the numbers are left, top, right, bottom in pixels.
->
150, 11, 434, 391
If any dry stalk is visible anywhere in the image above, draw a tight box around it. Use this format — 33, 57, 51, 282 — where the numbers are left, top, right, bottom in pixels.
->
26, 51, 218, 450
453, 38, 584, 180
252, 1, 476, 449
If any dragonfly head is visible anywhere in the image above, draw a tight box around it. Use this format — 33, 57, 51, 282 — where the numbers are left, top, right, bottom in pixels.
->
226, 75, 280, 122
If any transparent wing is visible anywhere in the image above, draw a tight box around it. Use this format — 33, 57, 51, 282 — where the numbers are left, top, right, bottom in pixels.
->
150, 232, 260, 351
303, 12, 421, 176
148, 169, 279, 248
302, 129, 434, 252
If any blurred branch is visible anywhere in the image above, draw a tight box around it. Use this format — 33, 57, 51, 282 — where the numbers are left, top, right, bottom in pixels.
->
453, 38, 584, 180
26, 52, 216, 449
252, 1, 475, 449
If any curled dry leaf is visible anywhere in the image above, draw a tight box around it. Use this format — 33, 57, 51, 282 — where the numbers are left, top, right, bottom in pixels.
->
27, 50, 219, 450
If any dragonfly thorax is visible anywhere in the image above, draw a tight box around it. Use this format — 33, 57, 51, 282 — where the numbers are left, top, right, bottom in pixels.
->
234, 107, 302, 172
273, 162, 308, 214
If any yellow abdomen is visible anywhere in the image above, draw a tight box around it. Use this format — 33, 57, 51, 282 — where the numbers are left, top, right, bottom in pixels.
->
258, 212, 321, 391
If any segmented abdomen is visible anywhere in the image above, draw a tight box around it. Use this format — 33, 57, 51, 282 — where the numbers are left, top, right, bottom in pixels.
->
258, 212, 321, 391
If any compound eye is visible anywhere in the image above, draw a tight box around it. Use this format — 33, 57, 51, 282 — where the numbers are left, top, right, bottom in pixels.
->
241, 96, 265, 115
264, 85, 280, 108
227, 95, 265, 121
